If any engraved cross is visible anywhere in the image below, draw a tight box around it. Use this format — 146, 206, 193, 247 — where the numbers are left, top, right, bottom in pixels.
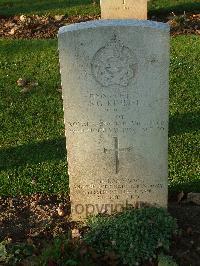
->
104, 137, 132, 174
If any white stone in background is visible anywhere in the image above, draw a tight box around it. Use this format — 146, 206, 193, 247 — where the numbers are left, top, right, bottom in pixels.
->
58, 20, 170, 221
100, 0, 147, 20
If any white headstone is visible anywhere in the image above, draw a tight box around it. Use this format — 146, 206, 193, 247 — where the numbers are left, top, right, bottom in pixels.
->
101, 0, 147, 20
58, 20, 170, 221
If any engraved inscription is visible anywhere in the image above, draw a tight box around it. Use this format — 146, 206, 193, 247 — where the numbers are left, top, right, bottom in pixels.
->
73, 181, 165, 201
91, 36, 137, 87
67, 119, 166, 134
89, 92, 132, 109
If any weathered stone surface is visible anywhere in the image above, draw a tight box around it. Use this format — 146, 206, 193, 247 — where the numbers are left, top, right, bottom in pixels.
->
100, 0, 147, 20
58, 20, 170, 220
187, 193, 200, 205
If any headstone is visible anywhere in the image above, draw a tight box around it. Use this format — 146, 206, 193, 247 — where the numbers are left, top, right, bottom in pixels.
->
58, 20, 170, 221
101, 0, 147, 20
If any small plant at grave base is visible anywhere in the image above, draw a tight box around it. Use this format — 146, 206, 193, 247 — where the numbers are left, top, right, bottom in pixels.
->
158, 254, 178, 266
0, 240, 12, 264
84, 207, 177, 266
0, 241, 35, 265
34, 236, 95, 266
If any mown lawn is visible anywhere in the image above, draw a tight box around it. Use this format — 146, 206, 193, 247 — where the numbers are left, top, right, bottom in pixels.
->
149, 0, 200, 15
0, 0, 99, 17
0, 0, 199, 17
0, 40, 68, 195
0, 36, 199, 196
169, 35, 200, 192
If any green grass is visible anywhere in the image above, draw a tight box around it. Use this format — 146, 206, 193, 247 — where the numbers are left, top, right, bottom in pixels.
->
0, 40, 68, 195
0, 0, 199, 17
169, 35, 200, 192
149, 0, 200, 15
0, 36, 199, 195
0, 0, 100, 17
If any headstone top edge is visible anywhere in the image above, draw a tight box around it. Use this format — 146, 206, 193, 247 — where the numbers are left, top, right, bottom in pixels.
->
58, 20, 170, 35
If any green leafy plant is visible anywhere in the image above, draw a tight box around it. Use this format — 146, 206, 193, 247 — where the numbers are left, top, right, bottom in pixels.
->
6, 242, 35, 265
35, 236, 95, 266
0, 241, 13, 264
0, 241, 35, 265
84, 207, 177, 266
158, 254, 178, 266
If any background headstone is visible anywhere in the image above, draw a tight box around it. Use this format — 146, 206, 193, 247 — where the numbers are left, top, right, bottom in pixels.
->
101, 0, 147, 20
58, 20, 170, 220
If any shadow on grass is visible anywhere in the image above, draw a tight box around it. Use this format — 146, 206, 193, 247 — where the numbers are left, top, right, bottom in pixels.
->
149, 1, 200, 16
0, 0, 96, 17
0, 0, 199, 17
0, 112, 199, 171
1, 39, 57, 57
169, 111, 200, 136
0, 137, 67, 171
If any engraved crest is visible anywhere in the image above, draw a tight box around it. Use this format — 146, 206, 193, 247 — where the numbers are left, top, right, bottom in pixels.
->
91, 36, 137, 87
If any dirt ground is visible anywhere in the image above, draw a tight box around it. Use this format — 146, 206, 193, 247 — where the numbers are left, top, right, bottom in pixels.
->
0, 12, 199, 39
0, 194, 200, 265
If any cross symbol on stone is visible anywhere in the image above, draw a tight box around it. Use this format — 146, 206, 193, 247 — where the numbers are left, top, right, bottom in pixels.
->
104, 137, 132, 174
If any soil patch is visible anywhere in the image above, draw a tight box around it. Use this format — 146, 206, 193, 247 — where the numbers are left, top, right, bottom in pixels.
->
0, 15, 99, 39
0, 13, 199, 39
0, 194, 200, 265
169, 203, 200, 266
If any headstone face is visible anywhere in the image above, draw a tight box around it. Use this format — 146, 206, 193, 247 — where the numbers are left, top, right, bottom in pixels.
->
58, 20, 170, 221
101, 0, 147, 20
